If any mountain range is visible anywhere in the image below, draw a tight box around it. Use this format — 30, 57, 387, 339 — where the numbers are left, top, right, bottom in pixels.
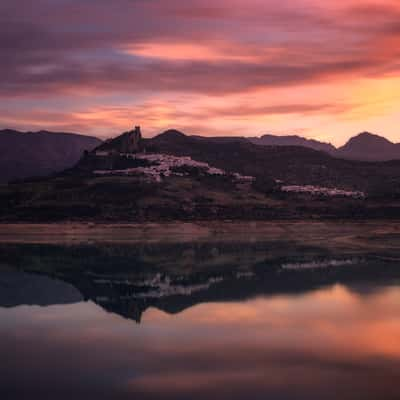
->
1, 128, 399, 184
0, 129, 101, 183
147, 129, 400, 164
249, 134, 336, 153
249, 132, 400, 161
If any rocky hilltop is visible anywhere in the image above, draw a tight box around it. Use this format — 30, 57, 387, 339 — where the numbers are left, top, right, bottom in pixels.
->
94, 126, 143, 154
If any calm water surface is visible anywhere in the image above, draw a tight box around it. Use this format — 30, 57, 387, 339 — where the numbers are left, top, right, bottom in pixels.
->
1, 224, 400, 399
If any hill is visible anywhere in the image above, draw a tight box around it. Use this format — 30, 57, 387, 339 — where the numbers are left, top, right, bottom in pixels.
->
250, 131, 400, 161
249, 134, 336, 154
0, 129, 101, 183
337, 132, 400, 161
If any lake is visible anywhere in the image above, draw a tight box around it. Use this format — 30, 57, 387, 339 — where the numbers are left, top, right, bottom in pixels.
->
1, 222, 400, 399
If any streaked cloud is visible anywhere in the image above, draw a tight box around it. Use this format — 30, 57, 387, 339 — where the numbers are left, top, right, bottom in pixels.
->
1, 0, 399, 144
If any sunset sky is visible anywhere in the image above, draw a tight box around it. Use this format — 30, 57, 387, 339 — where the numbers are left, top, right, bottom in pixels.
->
1, 0, 400, 145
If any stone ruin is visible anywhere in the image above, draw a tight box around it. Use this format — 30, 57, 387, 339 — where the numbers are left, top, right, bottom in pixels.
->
119, 126, 142, 153
90, 125, 144, 158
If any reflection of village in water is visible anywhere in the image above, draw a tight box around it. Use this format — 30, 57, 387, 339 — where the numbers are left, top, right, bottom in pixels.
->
67, 259, 400, 323
2, 239, 400, 323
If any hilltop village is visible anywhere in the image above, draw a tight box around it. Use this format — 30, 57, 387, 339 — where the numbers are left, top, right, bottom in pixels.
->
80, 126, 364, 199
82, 126, 253, 183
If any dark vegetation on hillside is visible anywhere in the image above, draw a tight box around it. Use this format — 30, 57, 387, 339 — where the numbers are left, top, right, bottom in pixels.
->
2, 171, 400, 221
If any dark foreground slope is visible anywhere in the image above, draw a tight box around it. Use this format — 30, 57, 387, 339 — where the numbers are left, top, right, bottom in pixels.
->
0, 129, 101, 183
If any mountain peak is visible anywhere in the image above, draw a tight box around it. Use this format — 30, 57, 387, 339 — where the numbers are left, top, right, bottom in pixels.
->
348, 131, 393, 145
157, 129, 187, 139
338, 132, 399, 161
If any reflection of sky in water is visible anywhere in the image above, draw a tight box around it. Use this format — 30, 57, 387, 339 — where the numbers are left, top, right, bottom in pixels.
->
2, 284, 400, 399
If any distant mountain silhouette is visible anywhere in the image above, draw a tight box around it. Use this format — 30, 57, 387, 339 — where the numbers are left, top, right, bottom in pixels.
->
337, 132, 400, 161
249, 134, 336, 154
0, 270, 83, 307
0, 129, 101, 182
151, 130, 400, 161
249, 131, 400, 161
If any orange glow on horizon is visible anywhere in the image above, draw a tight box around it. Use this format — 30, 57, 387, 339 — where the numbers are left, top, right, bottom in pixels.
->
1, 0, 400, 145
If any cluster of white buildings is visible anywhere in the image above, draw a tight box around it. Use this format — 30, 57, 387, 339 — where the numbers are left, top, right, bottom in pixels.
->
133, 274, 224, 299
281, 185, 365, 199
232, 172, 255, 182
281, 258, 359, 270
93, 152, 364, 198
94, 153, 254, 183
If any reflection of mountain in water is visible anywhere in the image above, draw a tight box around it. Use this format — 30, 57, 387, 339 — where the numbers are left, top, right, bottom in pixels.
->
75, 258, 400, 323
8, 257, 392, 323
0, 270, 83, 307
1, 241, 400, 322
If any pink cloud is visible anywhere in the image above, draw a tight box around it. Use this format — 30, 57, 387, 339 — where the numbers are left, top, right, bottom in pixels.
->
1, 0, 400, 143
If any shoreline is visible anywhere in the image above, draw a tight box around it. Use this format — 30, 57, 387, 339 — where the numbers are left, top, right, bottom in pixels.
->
1, 220, 400, 250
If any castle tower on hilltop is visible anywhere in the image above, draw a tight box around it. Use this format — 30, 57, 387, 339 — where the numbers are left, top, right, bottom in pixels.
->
120, 125, 142, 153
91, 125, 143, 156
